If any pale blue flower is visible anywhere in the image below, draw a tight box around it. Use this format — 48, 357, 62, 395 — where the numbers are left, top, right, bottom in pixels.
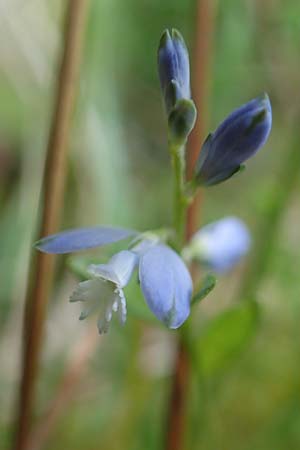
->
183, 217, 251, 273
195, 94, 272, 186
139, 244, 192, 328
70, 250, 138, 333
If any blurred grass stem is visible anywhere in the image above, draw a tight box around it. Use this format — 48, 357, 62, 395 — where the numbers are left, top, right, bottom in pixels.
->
165, 2, 217, 449
28, 328, 99, 450
12, 2, 89, 449
239, 135, 300, 299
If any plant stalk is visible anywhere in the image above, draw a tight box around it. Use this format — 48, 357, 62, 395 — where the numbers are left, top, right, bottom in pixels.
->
170, 142, 187, 249
12, 2, 89, 449
165, 2, 217, 449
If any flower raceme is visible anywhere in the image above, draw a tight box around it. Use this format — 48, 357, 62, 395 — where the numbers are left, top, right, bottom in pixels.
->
35, 217, 251, 332
194, 94, 272, 186
33, 30, 269, 334
35, 227, 193, 333
157, 30, 271, 178
183, 217, 251, 273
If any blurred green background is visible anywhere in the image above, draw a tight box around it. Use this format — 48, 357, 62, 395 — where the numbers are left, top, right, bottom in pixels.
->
1, 1, 300, 449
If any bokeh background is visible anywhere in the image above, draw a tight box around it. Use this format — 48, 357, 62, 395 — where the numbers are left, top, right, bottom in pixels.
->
1, 0, 300, 449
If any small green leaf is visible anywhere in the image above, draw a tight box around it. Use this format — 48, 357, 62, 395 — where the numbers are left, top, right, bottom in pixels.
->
195, 300, 259, 378
192, 274, 216, 305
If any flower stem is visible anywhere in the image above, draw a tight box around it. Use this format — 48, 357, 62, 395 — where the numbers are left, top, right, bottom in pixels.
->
165, 2, 217, 450
170, 142, 187, 249
12, 2, 89, 450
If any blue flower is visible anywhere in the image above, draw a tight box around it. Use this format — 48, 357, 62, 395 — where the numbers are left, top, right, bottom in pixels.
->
183, 217, 251, 273
195, 94, 272, 186
158, 28, 191, 114
139, 244, 192, 328
70, 250, 138, 333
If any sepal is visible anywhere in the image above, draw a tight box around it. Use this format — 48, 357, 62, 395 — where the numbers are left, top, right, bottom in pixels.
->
34, 226, 137, 254
192, 274, 216, 305
168, 99, 197, 144
139, 244, 192, 328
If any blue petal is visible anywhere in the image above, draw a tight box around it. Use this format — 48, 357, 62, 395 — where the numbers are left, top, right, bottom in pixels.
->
170, 29, 190, 99
139, 244, 192, 328
158, 30, 177, 93
89, 250, 138, 287
35, 227, 137, 254
213, 95, 271, 140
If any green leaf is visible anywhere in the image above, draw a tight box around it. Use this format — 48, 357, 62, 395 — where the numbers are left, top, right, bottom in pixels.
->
195, 300, 259, 378
192, 274, 216, 305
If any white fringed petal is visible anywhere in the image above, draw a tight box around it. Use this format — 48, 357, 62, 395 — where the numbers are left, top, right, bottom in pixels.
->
70, 250, 137, 333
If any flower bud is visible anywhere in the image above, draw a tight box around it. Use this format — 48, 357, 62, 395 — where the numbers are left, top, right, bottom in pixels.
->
195, 94, 272, 186
183, 217, 251, 273
158, 29, 191, 115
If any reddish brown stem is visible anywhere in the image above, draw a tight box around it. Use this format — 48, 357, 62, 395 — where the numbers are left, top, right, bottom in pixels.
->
165, 2, 217, 450
186, 0, 217, 240
165, 341, 190, 450
12, 2, 89, 450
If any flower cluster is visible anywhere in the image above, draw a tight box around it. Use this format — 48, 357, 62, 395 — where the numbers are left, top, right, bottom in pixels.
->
35, 29, 272, 334
36, 229, 192, 333
158, 29, 272, 183
36, 218, 250, 333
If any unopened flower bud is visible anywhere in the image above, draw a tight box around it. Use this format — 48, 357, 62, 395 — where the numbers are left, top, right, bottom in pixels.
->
158, 29, 191, 115
195, 94, 272, 186
183, 217, 251, 273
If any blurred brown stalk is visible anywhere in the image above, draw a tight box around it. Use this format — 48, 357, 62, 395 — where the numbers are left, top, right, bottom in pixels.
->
28, 328, 99, 450
12, 1, 89, 449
